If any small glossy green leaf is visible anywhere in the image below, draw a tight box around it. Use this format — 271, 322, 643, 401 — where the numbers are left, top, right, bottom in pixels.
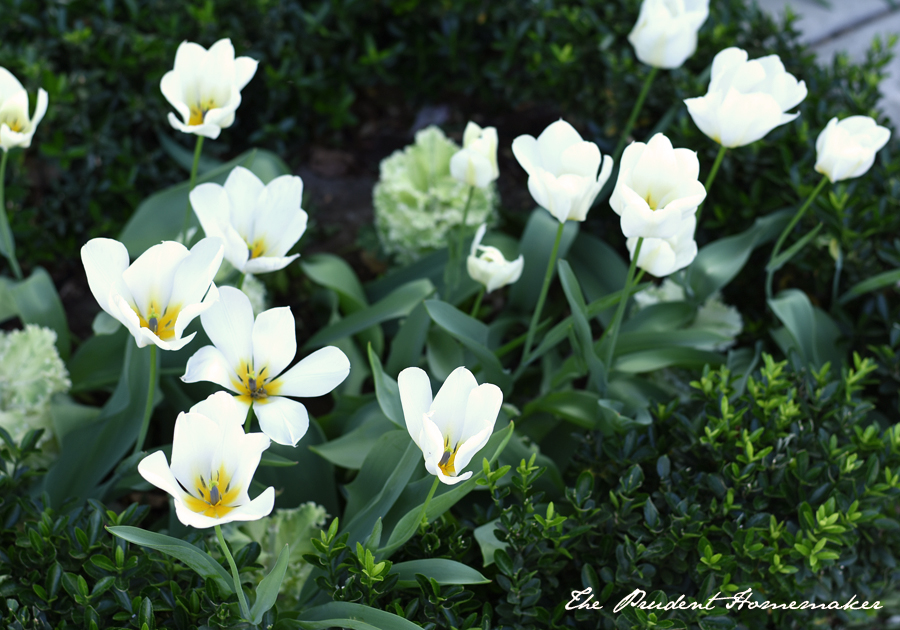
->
250, 544, 290, 624
840, 268, 900, 304
474, 519, 508, 567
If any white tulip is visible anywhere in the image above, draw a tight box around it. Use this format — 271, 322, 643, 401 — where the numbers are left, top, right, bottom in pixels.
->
0, 67, 48, 152
628, 0, 710, 69
81, 237, 224, 351
466, 224, 524, 293
815, 116, 891, 183
160, 38, 258, 139
627, 214, 698, 277
450, 122, 499, 189
190, 167, 308, 275
684, 47, 807, 148
512, 119, 613, 223
138, 391, 275, 529
610, 133, 706, 239
398, 366, 503, 485
182, 287, 350, 447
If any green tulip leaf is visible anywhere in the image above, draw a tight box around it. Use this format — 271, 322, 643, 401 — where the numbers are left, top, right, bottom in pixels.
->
390, 559, 490, 588
250, 544, 290, 624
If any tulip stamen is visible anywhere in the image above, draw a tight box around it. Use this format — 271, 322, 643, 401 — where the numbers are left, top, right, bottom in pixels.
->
247, 239, 266, 260
148, 316, 159, 333
185, 466, 239, 518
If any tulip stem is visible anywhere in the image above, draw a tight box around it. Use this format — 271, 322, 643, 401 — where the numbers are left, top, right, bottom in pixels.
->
237, 273, 245, 291
602, 237, 643, 371
696, 145, 728, 223
0, 151, 23, 280
215, 524, 252, 620
181, 135, 205, 247
765, 175, 830, 300
244, 402, 254, 433
521, 221, 566, 366
470, 287, 486, 318
446, 186, 475, 293
132, 344, 158, 457
613, 66, 659, 162
417, 476, 441, 533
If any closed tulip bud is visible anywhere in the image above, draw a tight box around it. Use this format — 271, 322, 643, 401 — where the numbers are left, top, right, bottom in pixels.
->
161, 38, 258, 139
685, 47, 807, 148
512, 119, 613, 223
0, 67, 48, 152
450, 122, 499, 188
627, 214, 698, 277
466, 223, 524, 292
815, 116, 890, 183
628, 0, 709, 69
610, 133, 706, 239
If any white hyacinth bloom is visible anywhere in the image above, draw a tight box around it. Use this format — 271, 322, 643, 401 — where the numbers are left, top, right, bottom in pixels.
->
190, 166, 308, 275
0, 67, 48, 152
138, 392, 275, 529
684, 47, 807, 148
160, 38, 258, 139
182, 287, 350, 446
81, 237, 224, 351
398, 366, 503, 485
512, 119, 614, 223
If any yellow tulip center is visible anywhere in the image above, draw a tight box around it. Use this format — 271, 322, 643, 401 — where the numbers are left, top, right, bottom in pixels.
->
187, 98, 220, 126
644, 192, 658, 210
183, 464, 241, 518
247, 238, 266, 260
438, 436, 459, 476
3, 116, 23, 133
232, 360, 281, 405
135, 301, 181, 340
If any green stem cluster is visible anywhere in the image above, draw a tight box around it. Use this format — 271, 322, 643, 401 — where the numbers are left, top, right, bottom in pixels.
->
215, 524, 251, 620
132, 344, 158, 457
522, 221, 565, 364
602, 237, 644, 370
696, 145, 728, 222
612, 66, 659, 162
445, 186, 475, 294
0, 150, 23, 280
181, 135, 205, 246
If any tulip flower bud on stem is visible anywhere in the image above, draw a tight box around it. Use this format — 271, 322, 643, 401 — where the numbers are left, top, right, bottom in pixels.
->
522, 222, 566, 365
132, 344, 159, 456
695, 145, 728, 222
613, 67, 659, 163
0, 150, 22, 280
765, 175, 829, 300
470, 287, 486, 318
215, 524, 252, 620
602, 238, 644, 371
181, 136, 205, 247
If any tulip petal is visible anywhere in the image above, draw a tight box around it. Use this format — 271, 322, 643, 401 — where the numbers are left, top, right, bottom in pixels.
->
138, 451, 189, 501
200, 285, 254, 372
430, 366, 478, 448
182, 344, 240, 392
169, 411, 223, 492
398, 367, 433, 450
254, 175, 307, 258
234, 57, 259, 91
511, 134, 542, 176
536, 120, 582, 177
224, 166, 266, 242
242, 254, 300, 275
173, 283, 219, 342
253, 396, 310, 446
81, 238, 132, 316
122, 241, 189, 319
252, 306, 297, 382
274, 346, 350, 398
0, 67, 24, 103
169, 237, 224, 310
560, 141, 601, 179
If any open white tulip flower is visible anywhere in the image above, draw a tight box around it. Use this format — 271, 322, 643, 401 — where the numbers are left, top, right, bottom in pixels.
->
628, 0, 709, 69
0, 67, 48, 152
450, 121, 499, 189
815, 116, 891, 183
512, 119, 613, 223
467, 223, 524, 292
81, 237, 224, 351
161, 38, 258, 139
610, 133, 706, 239
627, 214, 698, 277
190, 167, 308, 274
398, 366, 503, 485
138, 391, 275, 529
182, 286, 350, 447
684, 47, 807, 148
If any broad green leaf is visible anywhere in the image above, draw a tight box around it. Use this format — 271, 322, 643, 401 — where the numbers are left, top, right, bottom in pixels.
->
49, 396, 101, 445
523, 390, 600, 429
107, 526, 232, 594
259, 452, 299, 468
567, 231, 629, 326
615, 330, 732, 355
508, 208, 579, 311
558, 259, 606, 392
423, 299, 511, 392
91, 311, 121, 335
840, 268, 900, 304
8, 267, 71, 360
119, 149, 290, 258
67, 328, 127, 393
385, 302, 431, 377
296, 602, 421, 630
309, 409, 395, 469
769, 290, 844, 369
303, 279, 434, 350
614, 347, 724, 373
689, 208, 791, 302
43, 341, 158, 506
621, 302, 696, 333
366, 248, 448, 303
367, 344, 404, 429
341, 431, 420, 546
157, 132, 223, 175
379, 422, 514, 558
390, 559, 490, 588
0, 277, 16, 323
289, 621, 379, 630
474, 519, 508, 566
425, 326, 464, 382
250, 544, 290, 624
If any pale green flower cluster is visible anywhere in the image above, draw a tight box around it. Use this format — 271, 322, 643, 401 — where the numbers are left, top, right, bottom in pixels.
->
0, 325, 71, 448
373, 125, 498, 263
634, 279, 743, 351
224, 502, 328, 605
